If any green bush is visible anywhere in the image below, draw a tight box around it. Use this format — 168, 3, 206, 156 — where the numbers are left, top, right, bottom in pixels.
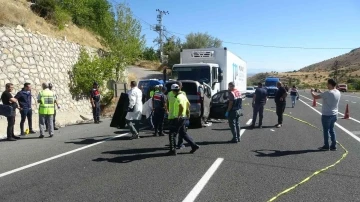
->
100, 90, 114, 106
53, 6, 71, 30
69, 48, 114, 97
142, 47, 159, 61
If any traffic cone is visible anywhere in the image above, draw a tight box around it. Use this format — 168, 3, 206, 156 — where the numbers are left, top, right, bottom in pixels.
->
343, 104, 350, 119
312, 98, 317, 107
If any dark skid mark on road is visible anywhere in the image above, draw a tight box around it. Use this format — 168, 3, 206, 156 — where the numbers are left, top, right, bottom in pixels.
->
92, 147, 170, 163
253, 149, 324, 157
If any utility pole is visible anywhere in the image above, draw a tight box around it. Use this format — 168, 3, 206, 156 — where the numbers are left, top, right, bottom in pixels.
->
154, 9, 169, 81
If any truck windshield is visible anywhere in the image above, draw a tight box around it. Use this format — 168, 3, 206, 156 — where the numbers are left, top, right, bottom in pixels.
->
173, 66, 211, 84
265, 81, 278, 87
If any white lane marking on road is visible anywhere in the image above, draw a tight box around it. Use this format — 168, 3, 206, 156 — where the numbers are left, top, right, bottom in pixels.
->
182, 158, 224, 202
240, 129, 246, 137
342, 94, 360, 99
270, 129, 275, 132
299, 99, 360, 143
346, 100, 349, 102
352, 102, 356, 104
300, 95, 360, 124
246, 119, 253, 125
0, 129, 142, 178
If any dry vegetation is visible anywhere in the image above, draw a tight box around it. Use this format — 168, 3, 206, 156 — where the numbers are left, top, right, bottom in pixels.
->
134, 60, 162, 71
0, 0, 103, 49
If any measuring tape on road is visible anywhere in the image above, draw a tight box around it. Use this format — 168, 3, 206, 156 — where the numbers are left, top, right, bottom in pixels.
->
263, 108, 349, 202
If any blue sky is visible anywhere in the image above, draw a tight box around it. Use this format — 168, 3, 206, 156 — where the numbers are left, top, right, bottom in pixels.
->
111, 0, 360, 74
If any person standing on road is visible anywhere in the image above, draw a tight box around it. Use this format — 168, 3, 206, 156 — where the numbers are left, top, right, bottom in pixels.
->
290, 85, 299, 108
251, 82, 267, 129
1, 83, 21, 141
167, 84, 199, 155
15, 83, 36, 136
37, 83, 55, 138
167, 81, 187, 149
311, 79, 341, 151
225, 82, 242, 143
274, 82, 287, 128
46, 83, 60, 131
152, 85, 167, 136
126, 81, 143, 140
90, 82, 101, 124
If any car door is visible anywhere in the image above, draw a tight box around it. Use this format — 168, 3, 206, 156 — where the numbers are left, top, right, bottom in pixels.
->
202, 85, 212, 118
209, 90, 229, 119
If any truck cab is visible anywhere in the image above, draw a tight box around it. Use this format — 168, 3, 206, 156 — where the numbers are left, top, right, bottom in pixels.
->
265, 77, 280, 97
172, 63, 223, 97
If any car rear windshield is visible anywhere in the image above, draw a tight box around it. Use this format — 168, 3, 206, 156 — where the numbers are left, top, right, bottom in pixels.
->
165, 82, 198, 95
338, 85, 346, 87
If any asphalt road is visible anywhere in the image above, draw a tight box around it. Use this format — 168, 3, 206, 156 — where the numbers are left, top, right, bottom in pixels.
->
1, 95, 360, 202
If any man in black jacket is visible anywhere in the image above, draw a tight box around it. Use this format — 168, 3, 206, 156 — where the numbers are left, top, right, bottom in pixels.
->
274, 82, 288, 128
15, 83, 36, 136
1, 83, 21, 141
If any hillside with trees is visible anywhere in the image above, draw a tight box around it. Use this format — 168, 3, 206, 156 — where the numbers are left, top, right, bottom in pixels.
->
248, 48, 360, 90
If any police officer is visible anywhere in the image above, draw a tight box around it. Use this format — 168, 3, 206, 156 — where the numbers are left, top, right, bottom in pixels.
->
225, 82, 242, 143
167, 81, 187, 149
167, 84, 199, 155
90, 82, 101, 124
37, 83, 55, 138
152, 85, 167, 136
46, 83, 59, 131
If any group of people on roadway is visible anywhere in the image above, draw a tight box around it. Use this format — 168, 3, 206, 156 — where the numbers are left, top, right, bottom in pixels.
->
0, 82, 60, 141
124, 80, 199, 155
249, 79, 341, 151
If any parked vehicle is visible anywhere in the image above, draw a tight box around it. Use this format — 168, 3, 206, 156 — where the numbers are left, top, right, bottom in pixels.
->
171, 47, 247, 98
245, 86, 256, 97
337, 84, 348, 92
138, 79, 164, 100
209, 90, 243, 119
264, 77, 280, 97
165, 80, 211, 128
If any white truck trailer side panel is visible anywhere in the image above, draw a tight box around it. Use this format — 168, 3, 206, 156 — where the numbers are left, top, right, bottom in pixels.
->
225, 50, 247, 94
180, 48, 226, 66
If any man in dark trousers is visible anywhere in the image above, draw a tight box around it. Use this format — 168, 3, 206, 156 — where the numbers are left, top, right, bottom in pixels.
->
46, 83, 60, 131
251, 82, 267, 128
152, 86, 167, 136
1, 83, 21, 141
225, 82, 242, 143
90, 82, 101, 124
167, 84, 199, 155
274, 82, 287, 128
15, 83, 36, 135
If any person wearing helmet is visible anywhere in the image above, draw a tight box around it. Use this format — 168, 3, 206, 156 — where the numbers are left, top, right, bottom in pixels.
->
46, 83, 60, 131
167, 83, 199, 155
90, 82, 101, 124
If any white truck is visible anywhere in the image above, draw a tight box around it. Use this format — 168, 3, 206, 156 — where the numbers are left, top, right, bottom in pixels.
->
172, 47, 247, 97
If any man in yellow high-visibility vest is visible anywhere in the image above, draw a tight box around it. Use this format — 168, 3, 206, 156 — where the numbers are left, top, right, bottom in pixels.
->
37, 83, 55, 138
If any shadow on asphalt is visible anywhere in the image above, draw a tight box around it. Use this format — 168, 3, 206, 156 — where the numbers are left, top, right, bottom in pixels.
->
212, 128, 230, 131
253, 149, 324, 157
92, 147, 169, 163
64, 132, 129, 145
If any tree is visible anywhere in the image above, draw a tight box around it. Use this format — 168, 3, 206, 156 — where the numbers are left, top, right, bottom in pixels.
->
163, 36, 182, 67
182, 32, 222, 49
105, 3, 145, 81
142, 47, 158, 61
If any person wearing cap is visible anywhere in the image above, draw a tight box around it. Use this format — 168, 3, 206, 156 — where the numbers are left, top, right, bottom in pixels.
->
149, 85, 159, 98
167, 81, 187, 149
37, 83, 55, 138
167, 83, 199, 155
126, 81, 143, 140
225, 82, 242, 143
45, 83, 60, 131
90, 82, 101, 124
152, 84, 167, 136
15, 82, 36, 135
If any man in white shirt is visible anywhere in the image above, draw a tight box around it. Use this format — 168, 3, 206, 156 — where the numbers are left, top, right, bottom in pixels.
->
311, 78, 341, 151
126, 81, 143, 140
